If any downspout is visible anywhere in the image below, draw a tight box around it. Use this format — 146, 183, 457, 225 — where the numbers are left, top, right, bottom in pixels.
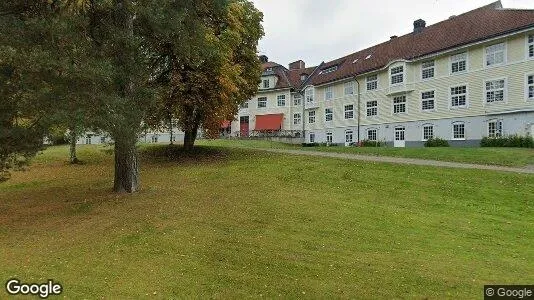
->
301, 90, 305, 142
355, 78, 361, 145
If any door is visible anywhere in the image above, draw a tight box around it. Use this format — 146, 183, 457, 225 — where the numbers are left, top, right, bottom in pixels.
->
345, 130, 354, 147
240, 116, 250, 137
394, 127, 405, 148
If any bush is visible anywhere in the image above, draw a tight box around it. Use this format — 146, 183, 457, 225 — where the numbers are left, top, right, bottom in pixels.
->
424, 137, 450, 147
481, 135, 534, 148
360, 140, 383, 147
302, 143, 319, 147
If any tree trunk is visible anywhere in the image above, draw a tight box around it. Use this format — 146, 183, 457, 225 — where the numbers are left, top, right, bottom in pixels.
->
169, 117, 174, 145
69, 126, 79, 164
113, 138, 139, 193
183, 119, 200, 151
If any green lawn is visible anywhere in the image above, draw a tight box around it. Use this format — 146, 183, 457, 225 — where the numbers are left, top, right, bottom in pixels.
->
198, 139, 534, 167
1, 145, 533, 298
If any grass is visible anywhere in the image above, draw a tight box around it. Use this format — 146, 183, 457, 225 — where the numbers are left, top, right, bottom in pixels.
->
1, 144, 533, 299
198, 139, 534, 167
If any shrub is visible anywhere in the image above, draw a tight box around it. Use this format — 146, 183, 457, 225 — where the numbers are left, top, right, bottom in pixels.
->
481, 135, 534, 148
424, 137, 450, 147
360, 140, 383, 147
302, 143, 319, 147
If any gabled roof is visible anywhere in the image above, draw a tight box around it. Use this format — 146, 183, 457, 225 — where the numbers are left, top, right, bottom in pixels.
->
310, 1, 534, 86
260, 61, 320, 91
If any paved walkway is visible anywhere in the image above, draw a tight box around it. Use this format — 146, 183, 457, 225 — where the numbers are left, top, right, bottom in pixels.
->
254, 148, 534, 174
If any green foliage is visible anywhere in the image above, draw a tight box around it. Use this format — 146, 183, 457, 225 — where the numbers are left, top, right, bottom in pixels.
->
424, 137, 450, 147
360, 140, 383, 147
481, 135, 534, 148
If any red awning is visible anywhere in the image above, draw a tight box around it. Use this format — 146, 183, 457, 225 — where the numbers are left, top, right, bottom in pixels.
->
221, 120, 231, 129
255, 114, 284, 131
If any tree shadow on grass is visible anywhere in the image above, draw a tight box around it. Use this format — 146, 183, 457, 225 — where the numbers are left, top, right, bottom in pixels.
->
139, 144, 237, 165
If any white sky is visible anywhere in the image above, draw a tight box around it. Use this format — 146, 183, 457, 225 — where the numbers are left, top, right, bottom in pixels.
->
251, 0, 534, 68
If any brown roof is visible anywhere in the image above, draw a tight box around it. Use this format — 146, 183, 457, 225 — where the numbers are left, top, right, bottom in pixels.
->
287, 66, 318, 88
260, 62, 319, 91
310, 1, 534, 86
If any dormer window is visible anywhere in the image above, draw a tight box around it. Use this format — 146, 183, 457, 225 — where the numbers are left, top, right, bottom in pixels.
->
265, 67, 273, 72
262, 79, 270, 89
365, 54, 372, 60
305, 88, 314, 103
321, 66, 338, 74
300, 74, 307, 81
528, 34, 533, 59
390, 66, 404, 85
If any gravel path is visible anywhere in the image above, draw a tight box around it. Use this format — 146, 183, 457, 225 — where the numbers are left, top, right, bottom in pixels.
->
255, 148, 534, 174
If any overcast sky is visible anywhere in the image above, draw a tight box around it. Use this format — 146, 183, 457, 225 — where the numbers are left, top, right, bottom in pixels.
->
251, 0, 534, 68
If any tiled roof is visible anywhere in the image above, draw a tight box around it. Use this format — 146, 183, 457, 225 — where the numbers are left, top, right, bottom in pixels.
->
310, 1, 534, 86
260, 62, 319, 91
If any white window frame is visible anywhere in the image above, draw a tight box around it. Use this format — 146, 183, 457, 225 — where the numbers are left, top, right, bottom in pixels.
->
345, 130, 354, 144
85, 136, 92, 145
293, 113, 301, 125
367, 128, 378, 141
392, 95, 406, 114
450, 52, 468, 75
262, 79, 270, 89
325, 108, 333, 122
344, 81, 355, 96
324, 86, 333, 101
421, 60, 435, 80
308, 110, 316, 124
344, 105, 354, 120
484, 42, 506, 68
390, 65, 404, 86
527, 33, 534, 60
277, 94, 286, 107
366, 100, 378, 117
326, 132, 333, 144
421, 90, 436, 111
305, 87, 314, 104
321, 66, 338, 74
241, 100, 249, 109
309, 132, 316, 143
151, 135, 158, 143
449, 84, 468, 109
366, 74, 378, 91
484, 78, 507, 104
526, 73, 534, 101
257, 97, 267, 108
487, 119, 503, 138
293, 94, 302, 106
422, 124, 434, 141
452, 122, 466, 140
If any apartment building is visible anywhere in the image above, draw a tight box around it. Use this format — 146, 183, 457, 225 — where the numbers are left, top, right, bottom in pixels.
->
232, 1, 534, 147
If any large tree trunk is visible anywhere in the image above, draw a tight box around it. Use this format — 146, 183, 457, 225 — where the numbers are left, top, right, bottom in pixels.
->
69, 126, 79, 164
183, 128, 197, 151
113, 138, 139, 193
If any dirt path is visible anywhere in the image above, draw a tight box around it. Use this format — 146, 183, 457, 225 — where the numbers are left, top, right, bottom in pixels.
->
255, 148, 534, 174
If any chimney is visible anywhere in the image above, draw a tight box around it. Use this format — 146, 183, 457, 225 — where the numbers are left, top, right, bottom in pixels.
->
390, 35, 398, 40
413, 19, 426, 34
289, 60, 306, 70
259, 55, 269, 63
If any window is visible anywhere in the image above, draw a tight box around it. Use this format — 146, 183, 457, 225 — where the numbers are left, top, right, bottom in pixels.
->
277, 95, 286, 107
367, 129, 377, 141
308, 110, 316, 124
345, 130, 353, 144
390, 66, 404, 85
421, 60, 435, 80
450, 85, 467, 108
528, 75, 534, 100
528, 34, 533, 59
344, 105, 354, 119
293, 113, 301, 125
300, 74, 307, 81
488, 120, 503, 138
325, 86, 333, 101
325, 108, 333, 122
393, 96, 406, 114
241, 100, 249, 109
151, 135, 158, 143
395, 127, 405, 141
326, 132, 333, 144
485, 43, 506, 67
305, 88, 314, 103
366, 74, 378, 91
85, 136, 92, 145
257, 97, 267, 108
453, 122, 465, 140
344, 81, 354, 95
451, 52, 467, 73
309, 132, 315, 143
262, 79, 270, 89
422, 125, 434, 141
321, 66, 338, 74
100, 137, 106, 144
366, 100, 378, 117
485, 79, 505, 103
293, 95, 302, 106
421, 91, 435, 111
